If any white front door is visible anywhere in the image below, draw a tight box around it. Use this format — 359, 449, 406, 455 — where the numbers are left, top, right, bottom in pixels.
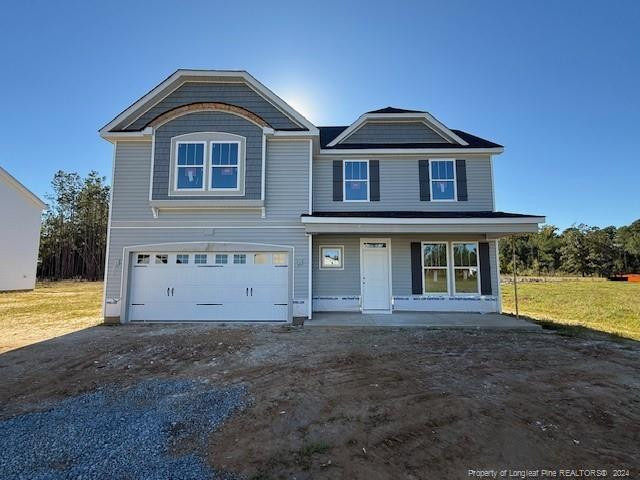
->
361, 239, 391, 311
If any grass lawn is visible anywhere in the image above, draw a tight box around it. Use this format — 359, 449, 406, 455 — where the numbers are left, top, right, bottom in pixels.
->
0, 281, 103, 352
501, 278, 640, 340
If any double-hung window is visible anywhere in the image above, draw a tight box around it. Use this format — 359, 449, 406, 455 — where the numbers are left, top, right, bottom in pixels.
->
175, 143, 205, 190
422, 242, 449, 294
430, 159, 456, 201
452, 242, 480, 294
344, 160, 369, 201
211, 142, 239, 190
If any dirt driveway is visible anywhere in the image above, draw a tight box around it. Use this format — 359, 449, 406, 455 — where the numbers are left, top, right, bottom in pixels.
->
1, 324, 639, 479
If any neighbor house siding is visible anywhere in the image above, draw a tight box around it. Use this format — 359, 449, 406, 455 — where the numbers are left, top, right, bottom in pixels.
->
342, 121, 449, 144
124, 82, 300, 131
313, 157, 494, 211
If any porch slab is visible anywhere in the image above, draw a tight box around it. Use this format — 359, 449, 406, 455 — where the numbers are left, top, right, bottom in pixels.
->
306, 311, 541, 330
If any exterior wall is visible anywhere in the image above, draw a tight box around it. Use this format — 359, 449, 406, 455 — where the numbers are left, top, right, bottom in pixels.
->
311, 234, 499, 313
125, 82, 300, 131
0, 181, 42, 291
152, 111, 263, 201
313, 156, 494, 211
342, 121, 449, 144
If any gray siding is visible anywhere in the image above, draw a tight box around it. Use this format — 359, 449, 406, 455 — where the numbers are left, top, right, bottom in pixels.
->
312, 234, 499, 297
105, 227, 309, 302
153, 112, 262, 201
265, 140, 310, 220
111, 141, 154, 221
313, 157, 494, 212
125, 82, 300, 131
342, 121, 449, 144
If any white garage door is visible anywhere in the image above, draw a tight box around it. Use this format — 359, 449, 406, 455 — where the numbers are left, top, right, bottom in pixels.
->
128, 251, 289, 322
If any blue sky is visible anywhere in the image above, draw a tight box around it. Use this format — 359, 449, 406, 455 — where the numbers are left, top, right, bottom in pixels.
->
0, 0, 638, 229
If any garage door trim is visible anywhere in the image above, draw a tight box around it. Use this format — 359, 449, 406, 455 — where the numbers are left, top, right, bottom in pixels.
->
120, 242, 294, 323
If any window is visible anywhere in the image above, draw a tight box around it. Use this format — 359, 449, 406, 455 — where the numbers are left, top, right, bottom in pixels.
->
175, 143, 205, 190
215, 254, 228, 265
422, 243, 449, 294
176, 254, 189, 264
136, 254, 150, 265
344, 160, 369, 201
254, 253, 268, 265
194, 254, 207, 264
320, 246, 343, 269
430, 159, 456, 201
273, 253, 288, 266
452, 242, 479, 294
155, 254, 168, 264
233, 254, 246, 264
211, 142, 239, 190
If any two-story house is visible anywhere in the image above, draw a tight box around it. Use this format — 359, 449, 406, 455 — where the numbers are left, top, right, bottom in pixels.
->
100, 70, 544, 324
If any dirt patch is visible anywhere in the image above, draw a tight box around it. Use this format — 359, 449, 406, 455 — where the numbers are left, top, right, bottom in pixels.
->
1, 325, 639, 479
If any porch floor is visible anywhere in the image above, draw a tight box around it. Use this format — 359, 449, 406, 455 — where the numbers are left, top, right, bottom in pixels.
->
306, 311, 540, 330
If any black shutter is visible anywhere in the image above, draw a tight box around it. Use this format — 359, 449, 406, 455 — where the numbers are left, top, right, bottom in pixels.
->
456, 159, 468, 201
369, 160, 380, 201
332, 160, 343, 201
419, 160, 430, 201
411, 242, 423, 294
479, 242, 492, 295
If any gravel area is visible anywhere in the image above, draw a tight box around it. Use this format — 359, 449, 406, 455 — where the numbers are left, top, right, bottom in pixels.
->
0, 379, 247, 480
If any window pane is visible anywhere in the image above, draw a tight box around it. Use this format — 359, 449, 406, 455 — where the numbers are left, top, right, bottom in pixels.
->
178, 143, 203, 166
194, 254, 207, 264
254, 253, 268, 265
137, 254, 150, 264
431, 180, 454, 200
455, 268, 478, 293
233, 254, 246, 264
453, 243, 478, 267
423, 243, 447, 267
424, 268, 448, 293
177, 166, 203, 189
345, 180, 368, 200
176, 254, 189, 264
214, 254, 228, 264
155, 254, 168, 264
345, 161, 367, 180
431, 160, 454, 180
273, 253, 288, 266
228, 143, 238, 165
321, 247, 342, 268
211, 166, 238, 189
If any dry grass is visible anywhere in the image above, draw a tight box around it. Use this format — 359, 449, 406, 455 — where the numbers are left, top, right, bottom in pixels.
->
502, 278, 640, 340
0, 281, 103, 352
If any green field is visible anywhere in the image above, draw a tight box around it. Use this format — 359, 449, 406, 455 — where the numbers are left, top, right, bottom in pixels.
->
501, 278, 640, 340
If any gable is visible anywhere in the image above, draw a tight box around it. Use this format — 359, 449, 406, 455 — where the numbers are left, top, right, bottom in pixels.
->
341, 121, 450, 145
0, 167, 46, 210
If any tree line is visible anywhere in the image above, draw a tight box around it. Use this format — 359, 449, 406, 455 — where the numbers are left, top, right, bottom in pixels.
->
499, 220, 640, 277
38, 170, 110, 280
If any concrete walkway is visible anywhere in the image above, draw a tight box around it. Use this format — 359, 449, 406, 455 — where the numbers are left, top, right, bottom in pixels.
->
306, 311, 541, 330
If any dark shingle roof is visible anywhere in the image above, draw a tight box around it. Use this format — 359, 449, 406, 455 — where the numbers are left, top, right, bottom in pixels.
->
366, 107, 426, 114
302, 211, 541, 219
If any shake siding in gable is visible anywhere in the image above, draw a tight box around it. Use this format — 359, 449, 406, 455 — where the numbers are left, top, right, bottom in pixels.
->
313, 157, 494, 212
124, 82, 300, 131
342, 122, 449, 144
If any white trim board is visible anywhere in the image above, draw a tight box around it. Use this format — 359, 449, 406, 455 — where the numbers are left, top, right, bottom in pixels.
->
301, 216, 546, 225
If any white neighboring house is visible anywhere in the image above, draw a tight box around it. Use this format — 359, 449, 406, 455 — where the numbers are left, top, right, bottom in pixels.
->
0, 166, 46, 291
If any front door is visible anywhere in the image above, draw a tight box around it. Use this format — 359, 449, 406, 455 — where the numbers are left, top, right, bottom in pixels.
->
361, 239, 391, 311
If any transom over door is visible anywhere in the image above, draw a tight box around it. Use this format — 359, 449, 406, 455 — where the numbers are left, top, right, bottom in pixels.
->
128, 251, 289, 322
361, 239, 391, 311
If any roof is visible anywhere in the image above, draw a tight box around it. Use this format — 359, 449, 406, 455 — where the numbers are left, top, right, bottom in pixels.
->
367, 107, 426, 114
302, 211, 539, 219
0, 166, 46, 210
318, 126, 502, 150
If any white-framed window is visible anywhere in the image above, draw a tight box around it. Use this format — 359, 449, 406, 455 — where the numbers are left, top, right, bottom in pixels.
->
194, 254, 207, 264
210, 141, 240, 191
136, 254, 150, 265
429, 159, 456, 201
421, 242, 449, 294
215, 254, 228, 265
233, 254, 246, 264
344, 160, 369, 201
452, 242, 480, 295
254, 253, 268, 265
174, 142, 206, 191
176, 254, 189, 264
273, 253, 288, 266
319, 245, 344, 270
155, 254, 168, 264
